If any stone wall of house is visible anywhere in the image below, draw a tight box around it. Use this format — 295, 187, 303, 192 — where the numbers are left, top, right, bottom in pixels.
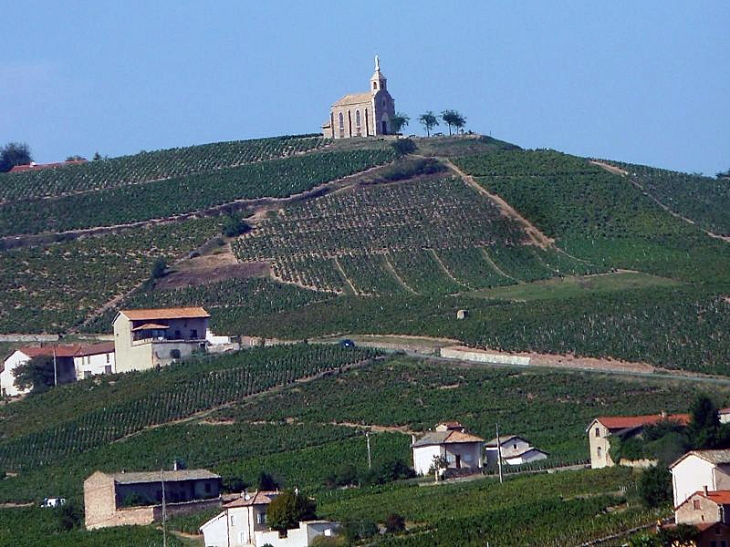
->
676, 495, 723, 525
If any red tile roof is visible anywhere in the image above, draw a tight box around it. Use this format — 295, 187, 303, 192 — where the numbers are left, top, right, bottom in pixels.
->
18, 342, 114, 359
700, 490, 730, 505
9, 159, 87, 173
20, 345, 83, 358
120, 307, 210, 321
595, 414, 690, 430
73, 342, 115, 356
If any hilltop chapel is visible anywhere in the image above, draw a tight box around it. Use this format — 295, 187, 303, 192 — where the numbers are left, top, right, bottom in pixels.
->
322, 56, 396, 139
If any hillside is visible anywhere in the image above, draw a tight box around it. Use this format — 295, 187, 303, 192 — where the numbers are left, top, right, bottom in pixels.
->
0, 347, 727, 545
1, 133, 730, 374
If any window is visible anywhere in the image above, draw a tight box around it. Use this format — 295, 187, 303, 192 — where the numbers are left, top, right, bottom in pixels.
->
338, 113, 344, 129
356, 110, 361, 127
693, 499, 701, 510
231, 515, 236, 526
710, 541, 717, 547
174, 329, 181, 339
257, 512, 266, 524
597, 447, 602, 459
204, 482, 211, 493
104, 365, 112, 374
106, 353, 110, 363
84, 371, 92, 379
595, 427, 600, 437
190, 329, 198, 339
513, 444, 517, 450
373, 81, 377, 90
720, 540, 727, 547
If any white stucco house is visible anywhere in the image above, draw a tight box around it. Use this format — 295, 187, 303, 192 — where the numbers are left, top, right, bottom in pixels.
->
670, 450, 730, 508
484, 435, 548, 467
73, 342, 116, 379
200, 490, 337, 547
411, 422, 485, 476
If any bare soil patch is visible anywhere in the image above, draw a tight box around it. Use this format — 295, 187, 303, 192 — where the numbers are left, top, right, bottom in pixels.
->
157, 251, 269, 290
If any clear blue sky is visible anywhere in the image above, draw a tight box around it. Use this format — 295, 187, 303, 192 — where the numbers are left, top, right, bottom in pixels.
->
2, 1, 728, 175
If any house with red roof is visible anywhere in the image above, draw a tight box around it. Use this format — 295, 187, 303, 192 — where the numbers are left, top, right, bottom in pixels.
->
675, 488, 730, 527
1, 342, 117, 397
671, 450, 730, 508
113, 307, 210, 373
586, 413, 690, 469
411, 421, 485, 476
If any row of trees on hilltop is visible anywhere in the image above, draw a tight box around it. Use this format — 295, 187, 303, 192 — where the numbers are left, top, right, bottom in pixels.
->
0, 142, 32, 173
389, 109, 467, 137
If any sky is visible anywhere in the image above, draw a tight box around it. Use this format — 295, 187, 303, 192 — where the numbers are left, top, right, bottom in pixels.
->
1, 1, 728, 175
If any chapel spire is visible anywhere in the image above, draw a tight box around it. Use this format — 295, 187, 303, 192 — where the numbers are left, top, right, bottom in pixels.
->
371, 55, 387, 93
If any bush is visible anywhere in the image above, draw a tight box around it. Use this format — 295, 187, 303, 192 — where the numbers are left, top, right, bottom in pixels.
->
151, 257, 167, 279
390, 138, 416, 156
384, 512, 406, 534
638, 466, 672, 508
342, 518, 378, 543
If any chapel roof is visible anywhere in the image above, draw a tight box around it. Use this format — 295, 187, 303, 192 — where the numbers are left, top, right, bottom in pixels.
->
332, 92, 372, 107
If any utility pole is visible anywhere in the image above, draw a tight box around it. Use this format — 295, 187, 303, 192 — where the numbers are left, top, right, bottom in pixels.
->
366, 431, 372, 470
53, 348, 58, 387
496, 423, 503, 485
161, 473, 167, 547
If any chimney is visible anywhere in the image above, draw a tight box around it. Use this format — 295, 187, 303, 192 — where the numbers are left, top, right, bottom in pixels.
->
660, 411, 667, 418
704, 485, 709, 496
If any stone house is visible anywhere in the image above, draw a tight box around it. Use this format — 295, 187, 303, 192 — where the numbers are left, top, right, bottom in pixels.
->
675, 489, 730, 526
586, 413, 690, 469
112, 307, 210, 373
484, 435, 548, 467
322, 56, 395, 139
411, 422, 485, 476
200, 490, 337, 547
84, 469, 221, 530
671, 450, 730, 508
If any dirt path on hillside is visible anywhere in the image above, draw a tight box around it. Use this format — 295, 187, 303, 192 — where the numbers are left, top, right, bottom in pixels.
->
442, 159, 554, 248
591, 160, 730, 243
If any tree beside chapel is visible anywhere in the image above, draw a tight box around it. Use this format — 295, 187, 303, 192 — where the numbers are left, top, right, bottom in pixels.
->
322, 56, 396, 139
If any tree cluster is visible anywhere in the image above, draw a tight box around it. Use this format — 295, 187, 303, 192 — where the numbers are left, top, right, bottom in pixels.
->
419, 109, 466, 136
266, 489, 317, 533
13, 355, 57, 394
324, 459, 415, 489
0, 142, 32, 172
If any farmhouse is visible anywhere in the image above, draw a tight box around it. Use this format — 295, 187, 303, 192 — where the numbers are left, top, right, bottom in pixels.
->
675, 488, 730, 526
113, 307, 210, 373
73, 341, 116, 379
484, 435, 548, 467
411, 422, 485, 476
201, 491, 337, 547
322, 56, 395, 139
84, 468, 221, 529
670, 450, 730, 508
1, 345, 79, 396
586, 413, 690, 469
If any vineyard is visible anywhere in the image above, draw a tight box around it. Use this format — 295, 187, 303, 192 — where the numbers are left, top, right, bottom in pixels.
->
82, 277, 335, 334
603, 159, 730, 236
0, 134, 326, 202
319, 467, 659, 546
203, 285, 730, 374
0, 344, 378, 468
0, 216, 223, 333
0, 148, 395, 236
213, 356, 721, 463
233, 175, 598, 295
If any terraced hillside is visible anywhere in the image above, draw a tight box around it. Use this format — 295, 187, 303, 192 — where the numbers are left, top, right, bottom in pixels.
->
1, 133, 730, 375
